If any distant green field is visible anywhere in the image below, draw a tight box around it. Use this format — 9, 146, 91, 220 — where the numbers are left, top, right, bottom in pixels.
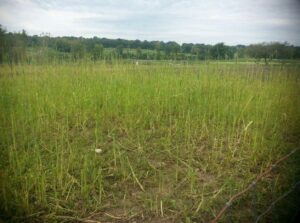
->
0, 62, 299, 222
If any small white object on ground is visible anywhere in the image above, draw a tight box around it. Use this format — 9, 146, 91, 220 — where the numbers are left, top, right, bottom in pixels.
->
95, 148, 103, 153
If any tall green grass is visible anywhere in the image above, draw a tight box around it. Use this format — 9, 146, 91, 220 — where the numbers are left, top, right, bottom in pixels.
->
0, 62, 299, 222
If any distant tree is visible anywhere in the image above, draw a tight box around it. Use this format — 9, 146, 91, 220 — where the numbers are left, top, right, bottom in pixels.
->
226, 47, 235, 60
2, 24, 300, 63
6, 31, 27, 65
171, 42, 180, 60
165, 42, 180, 60
210, 43, 227, 59
71, 42, 85, 60
191, 45, 200, 60
91, 43, 104, 61
0, 25, 6, 63
131, 39, 141, 49
235, 45, 246, 60
246, 43, 270, 63
56, 39, 72, 52
20, 29, 28, 44
293, 46, 300, 58
182, 43, 193, 54
136, 47, 142, 59
141, 40, 151, 49
268, 42, 293, 59
0, 26, 29, 64
245, 42, 293, 62
154, 42, 161, 59
116, 45, 123, 58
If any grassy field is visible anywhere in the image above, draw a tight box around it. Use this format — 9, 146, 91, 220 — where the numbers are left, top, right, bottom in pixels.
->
0, 62, 300, 222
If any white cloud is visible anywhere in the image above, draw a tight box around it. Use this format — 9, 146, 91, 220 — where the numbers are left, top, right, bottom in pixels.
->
0, 0, 299, 45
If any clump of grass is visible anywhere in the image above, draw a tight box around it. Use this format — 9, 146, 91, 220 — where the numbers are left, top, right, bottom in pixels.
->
0, 62, 299, 222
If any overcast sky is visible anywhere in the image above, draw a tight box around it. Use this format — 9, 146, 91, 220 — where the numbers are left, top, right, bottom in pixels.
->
0, 0, 300, 45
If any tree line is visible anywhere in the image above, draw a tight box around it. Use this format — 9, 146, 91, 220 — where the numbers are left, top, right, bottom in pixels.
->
1, 25, 300, 64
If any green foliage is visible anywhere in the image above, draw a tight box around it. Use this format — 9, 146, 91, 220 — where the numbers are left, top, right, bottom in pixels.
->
116, 45, 123, 57
56, 39, 72, 53
71, 42, 85, 61
209, 42, 232, 59
136, 47, 142, 59
182, 43, 193, 54
0, 24, 300, 64
0, 26, 27, 64
0, 25, 7, 63
246, 42, 295, 63
91, 43, 104, 61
